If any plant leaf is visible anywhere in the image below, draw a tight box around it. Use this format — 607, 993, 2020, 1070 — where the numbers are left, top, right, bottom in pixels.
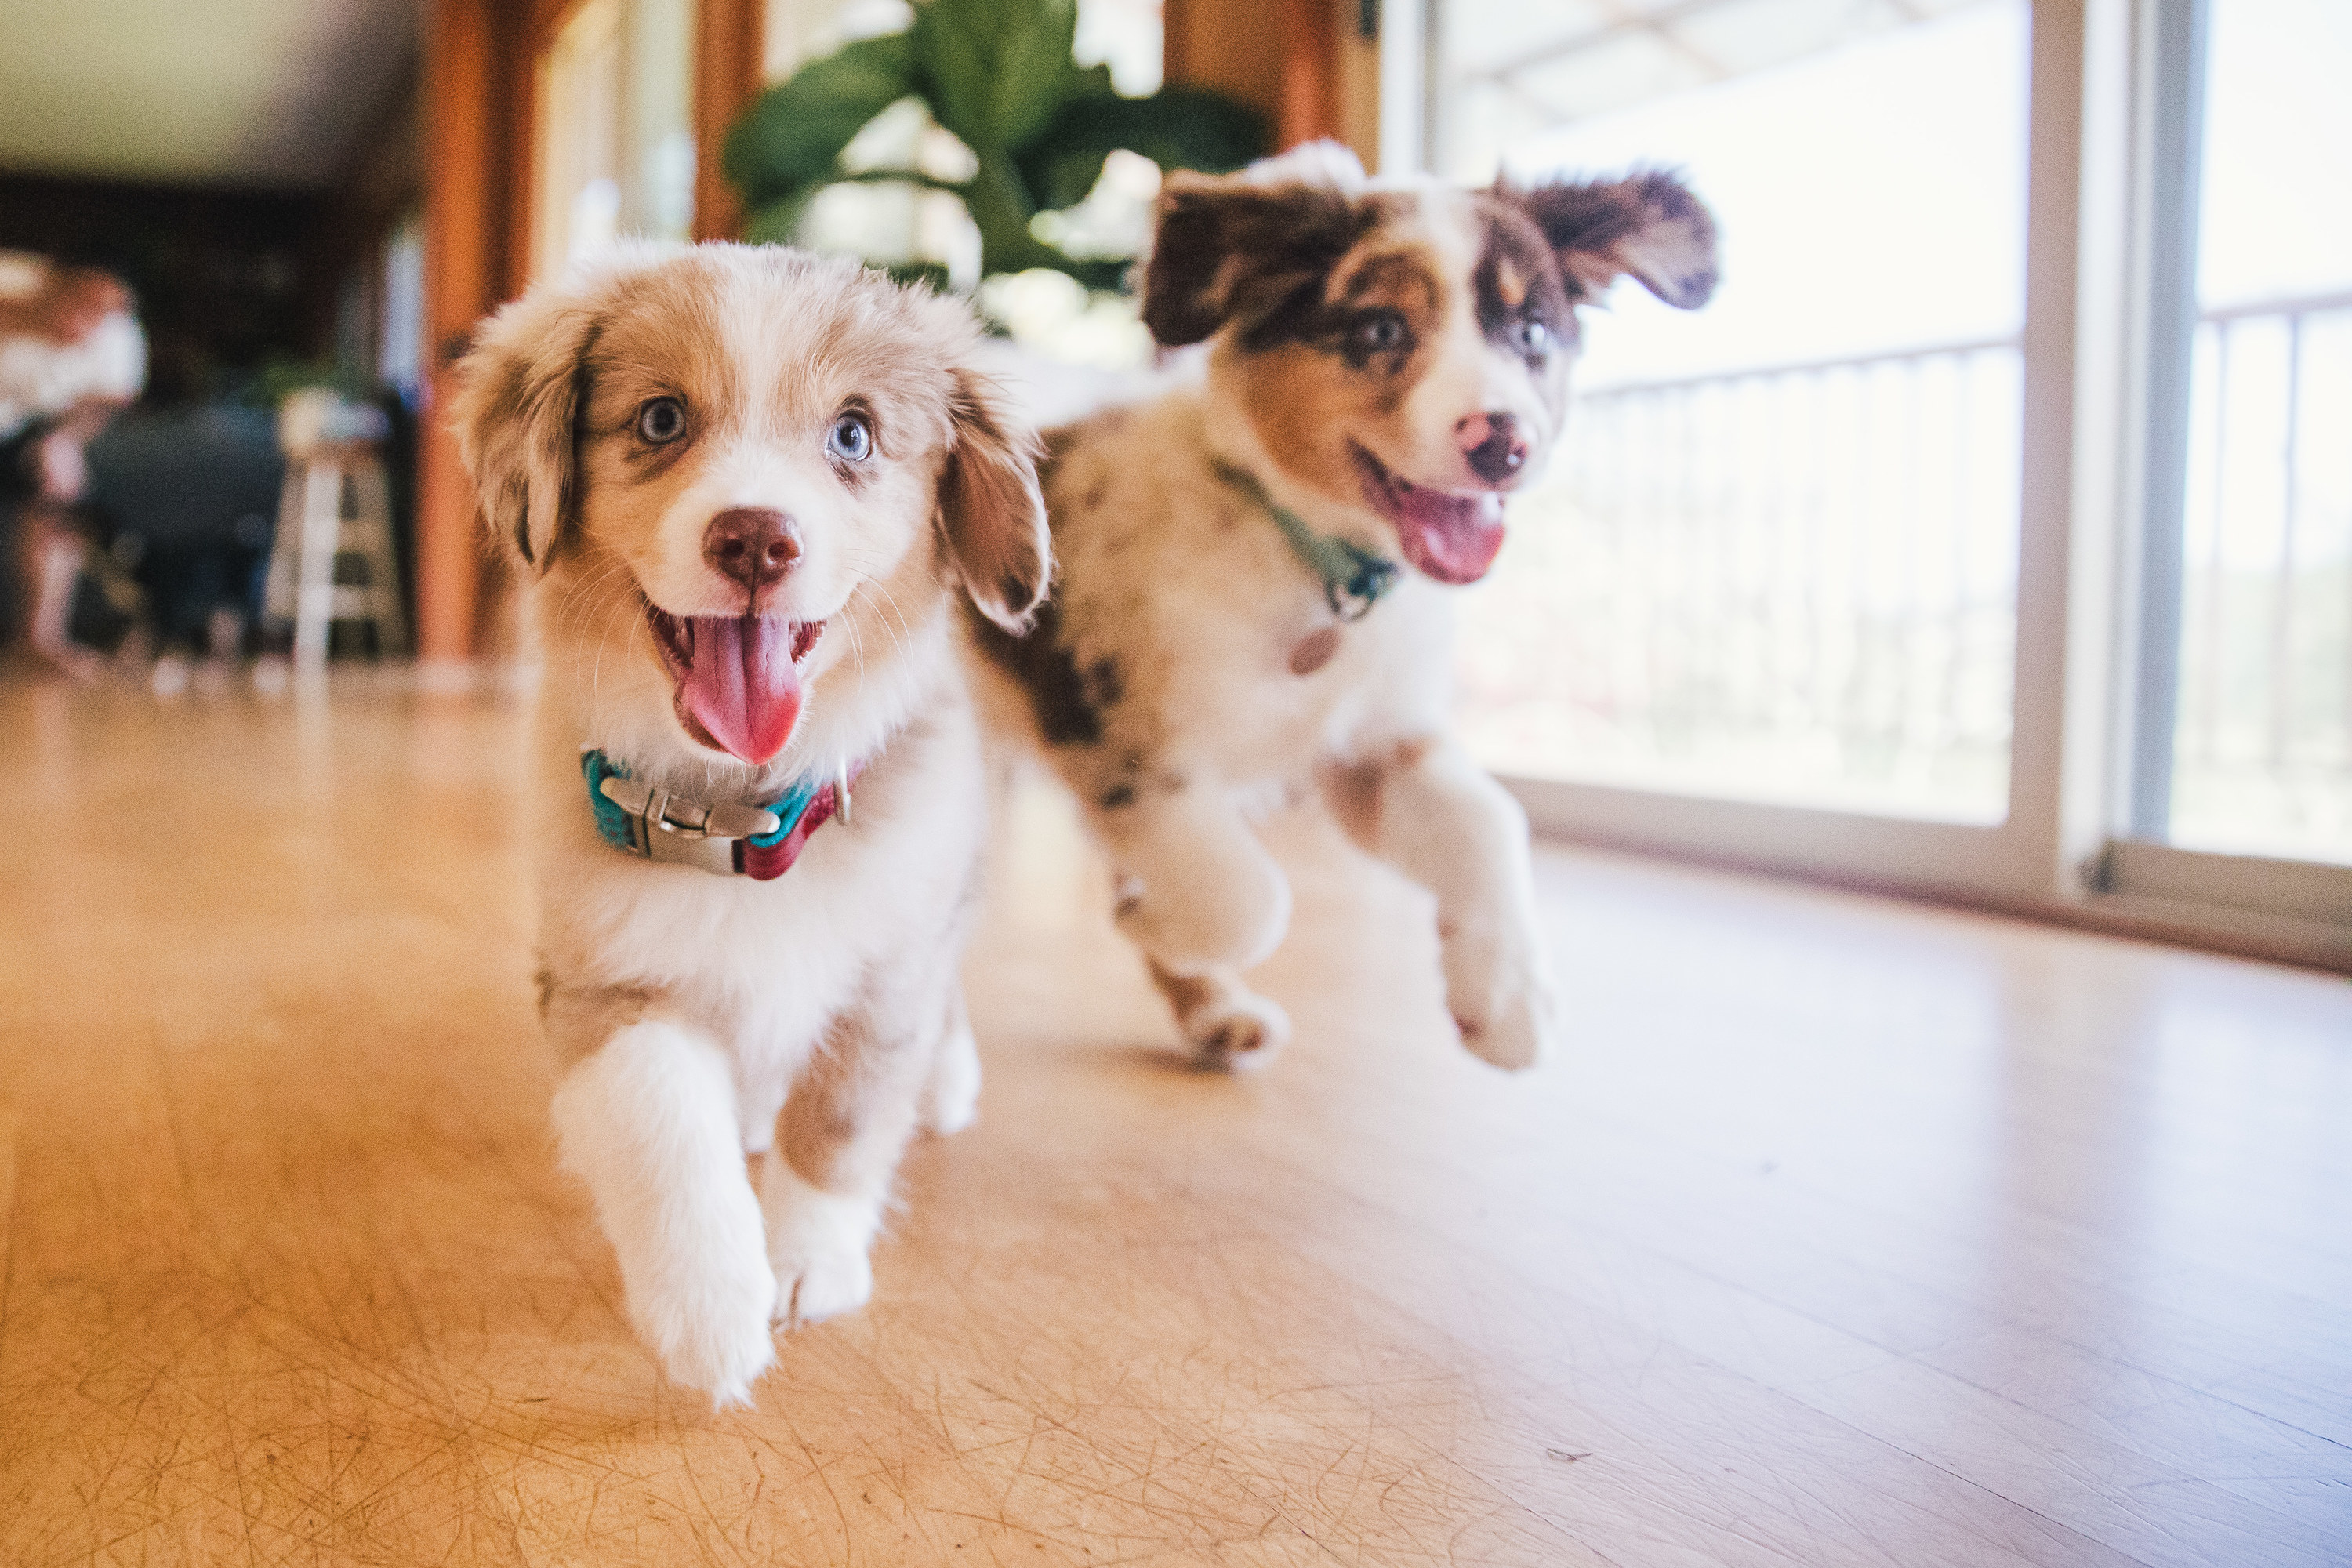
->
1014, 88, 1270, 212
1051, 61, 1120, 114
962, 147, 1062, 277
916, 0, 1078, 152
724, 33, 916, 205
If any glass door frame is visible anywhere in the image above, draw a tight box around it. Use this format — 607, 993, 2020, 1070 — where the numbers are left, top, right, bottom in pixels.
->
1400, 0, 2352, 968
2085, 0, 2352, 962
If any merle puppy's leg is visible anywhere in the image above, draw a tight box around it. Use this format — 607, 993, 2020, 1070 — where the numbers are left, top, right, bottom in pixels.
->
545, 985, 778, 1407
761, 943, 954, 1327
1091, 775, 1290, 979
1327, 738, 1560, 1070
1145, 956, 1292, 1068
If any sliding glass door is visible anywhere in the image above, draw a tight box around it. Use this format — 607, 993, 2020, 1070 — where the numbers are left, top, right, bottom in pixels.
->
1425, 0, 2061, 902
1445, 0, 2028, 828
2133, 0, 2351, 865
1417, 0, 2352, 959
2092, 0, 2352, 945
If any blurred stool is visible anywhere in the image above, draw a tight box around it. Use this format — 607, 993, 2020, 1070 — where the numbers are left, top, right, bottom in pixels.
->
262, 390, 404, 673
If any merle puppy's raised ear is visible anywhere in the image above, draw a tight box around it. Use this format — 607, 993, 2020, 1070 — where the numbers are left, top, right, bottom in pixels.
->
1142, 142, 1378, 348
938, 367, 1051, 633
451, 287, 602, 573
1505, 170, 1720, 310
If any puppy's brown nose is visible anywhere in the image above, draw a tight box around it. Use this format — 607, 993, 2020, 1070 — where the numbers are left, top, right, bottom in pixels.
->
1459, 412, 1527, 486
702, 508, 801, 592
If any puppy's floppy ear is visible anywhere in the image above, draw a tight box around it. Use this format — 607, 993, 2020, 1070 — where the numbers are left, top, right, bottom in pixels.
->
938, 368, 1051, 633
1508, 170, 1719, 310
450, 288, 601, 572
1142, 141, 1374, 348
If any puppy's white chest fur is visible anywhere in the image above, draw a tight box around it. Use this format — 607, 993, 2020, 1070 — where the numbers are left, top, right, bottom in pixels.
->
539, 675, 984, 1148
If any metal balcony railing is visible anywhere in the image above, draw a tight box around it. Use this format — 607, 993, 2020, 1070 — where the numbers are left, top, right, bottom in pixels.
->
1456, 295, 2352, 858
2172, 289, 2352, 861
1457, 335, 2024, 821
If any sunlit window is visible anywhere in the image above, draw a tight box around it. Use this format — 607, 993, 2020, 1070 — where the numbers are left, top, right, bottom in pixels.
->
1442, 0, 2027, 822
535, 0, 698, 283
2162, 0, 2352, 863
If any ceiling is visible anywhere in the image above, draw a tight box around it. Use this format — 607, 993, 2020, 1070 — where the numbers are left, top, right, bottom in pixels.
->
0, 0, 419, 189
1444, 0, 1995, 132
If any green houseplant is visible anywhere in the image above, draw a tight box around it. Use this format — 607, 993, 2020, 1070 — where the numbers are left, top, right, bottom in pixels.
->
723, 0, 1269, 292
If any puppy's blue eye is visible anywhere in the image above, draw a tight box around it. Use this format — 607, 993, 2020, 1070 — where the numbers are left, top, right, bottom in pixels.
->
1350, 312, 1407, 355
827, 412, 873, 462
636, 397, 686, 443
1516, 319, 1549, 355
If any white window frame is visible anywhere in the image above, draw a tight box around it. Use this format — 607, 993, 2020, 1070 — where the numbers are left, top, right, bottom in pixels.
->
1398, 0, 2352, 969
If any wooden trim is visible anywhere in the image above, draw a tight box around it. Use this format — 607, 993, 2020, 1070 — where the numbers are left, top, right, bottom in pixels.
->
511, 0, 574, 297
1167, 0, 1365, 162
1279, 0, 1342, 147
1336, 0, 1381, 168
692, 0, 764, 241
416, 0, 532, 666
528, 0, 584, 42
417, 0, 495, 666
1165, 0, 1286, 138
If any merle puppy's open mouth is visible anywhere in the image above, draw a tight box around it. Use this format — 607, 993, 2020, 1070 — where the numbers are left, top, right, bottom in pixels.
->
1349, 443, 1508, 586
646, 605, 824, 765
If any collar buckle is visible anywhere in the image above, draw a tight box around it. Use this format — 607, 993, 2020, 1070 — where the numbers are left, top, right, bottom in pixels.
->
596, 773, 782, 857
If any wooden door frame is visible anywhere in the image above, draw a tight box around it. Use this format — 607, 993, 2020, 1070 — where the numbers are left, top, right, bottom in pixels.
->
694, 0, 764, 241
416, 0, 532, 670
1167, 0, 1378, 165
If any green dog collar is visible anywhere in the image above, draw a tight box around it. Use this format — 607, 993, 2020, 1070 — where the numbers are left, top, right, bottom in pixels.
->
1212, 459, 1401, 622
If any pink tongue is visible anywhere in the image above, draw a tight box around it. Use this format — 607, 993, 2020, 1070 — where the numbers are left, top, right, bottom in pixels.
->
678, 615, 803, 764
1392, 489, 1507, 585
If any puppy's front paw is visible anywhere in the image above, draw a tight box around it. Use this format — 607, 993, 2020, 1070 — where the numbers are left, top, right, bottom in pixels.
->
622, 1243, 779, 1410
760, 1158, 881, 1327
1442, 928, 1562, 1072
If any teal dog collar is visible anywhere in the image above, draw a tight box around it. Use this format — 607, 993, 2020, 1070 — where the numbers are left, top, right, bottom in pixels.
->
1213, 459, 1401, 622
582, 749, 858, 880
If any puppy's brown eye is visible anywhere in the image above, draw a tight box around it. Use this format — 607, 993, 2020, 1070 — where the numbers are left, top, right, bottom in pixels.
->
826, 412, 873, 463
636, 397, 687, 444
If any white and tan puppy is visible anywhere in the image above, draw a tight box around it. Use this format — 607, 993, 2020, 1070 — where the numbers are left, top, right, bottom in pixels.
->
455, 244, 1047, 1406
971, 145, 1717, 1073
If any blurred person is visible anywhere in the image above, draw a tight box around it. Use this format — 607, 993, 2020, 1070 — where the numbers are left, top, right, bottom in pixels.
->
0, 254, 147, 678
85, 394, 283, 694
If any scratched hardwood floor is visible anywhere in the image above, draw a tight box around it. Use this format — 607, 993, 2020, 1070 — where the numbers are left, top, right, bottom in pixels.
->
0, 672, 2347, 1566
